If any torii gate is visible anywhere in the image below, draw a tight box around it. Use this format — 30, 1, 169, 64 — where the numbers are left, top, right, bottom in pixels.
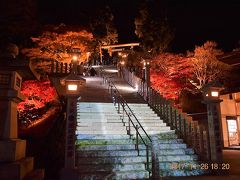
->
99, 42, 140, 63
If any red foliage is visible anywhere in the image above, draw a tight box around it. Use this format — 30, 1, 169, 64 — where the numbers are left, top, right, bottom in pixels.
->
150, 53, 193, 100
17, 80, 57, 112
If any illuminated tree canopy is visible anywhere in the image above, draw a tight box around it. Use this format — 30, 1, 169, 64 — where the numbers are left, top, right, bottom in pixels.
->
150, 53, 193, 100
22, 25, 94, 73
188, 41, 229, 89
17, 80, 57, 112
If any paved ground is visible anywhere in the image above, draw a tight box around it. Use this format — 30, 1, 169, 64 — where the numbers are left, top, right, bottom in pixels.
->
78, 65, 145, 103
78, 66, 240, 180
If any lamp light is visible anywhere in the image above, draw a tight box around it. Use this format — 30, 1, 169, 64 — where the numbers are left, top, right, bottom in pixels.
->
202, 81, 223, 101
67, 84, 78, 91
211, 91, 219, 97
72, 55, 78, 61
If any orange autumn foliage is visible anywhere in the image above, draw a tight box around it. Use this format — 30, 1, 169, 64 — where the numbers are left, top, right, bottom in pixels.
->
22, 27, 94, 73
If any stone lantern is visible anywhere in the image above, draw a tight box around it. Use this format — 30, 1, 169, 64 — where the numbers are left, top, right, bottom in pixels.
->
202, 81, 224, 162
0, 71, 36, 179
61, 73, 86, 169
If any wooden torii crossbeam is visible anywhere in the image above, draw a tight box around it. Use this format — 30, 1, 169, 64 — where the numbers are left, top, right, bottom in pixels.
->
99, 43, 140, 62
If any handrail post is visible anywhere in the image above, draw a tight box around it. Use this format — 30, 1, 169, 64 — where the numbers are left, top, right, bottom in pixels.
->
128, 114, 131, 136
136, 125, 139, 155
117, 96, 120, 114
146, 145, 149, 172
122, 103, 125, 120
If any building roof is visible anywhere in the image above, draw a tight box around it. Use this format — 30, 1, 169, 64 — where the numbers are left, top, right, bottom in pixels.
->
218, 48, 240, 66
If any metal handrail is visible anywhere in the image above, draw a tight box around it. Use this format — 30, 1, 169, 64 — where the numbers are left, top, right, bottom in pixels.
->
104, 75, 152, 173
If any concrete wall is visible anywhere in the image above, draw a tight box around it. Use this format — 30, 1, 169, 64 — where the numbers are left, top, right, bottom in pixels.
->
220, 92, 240, 147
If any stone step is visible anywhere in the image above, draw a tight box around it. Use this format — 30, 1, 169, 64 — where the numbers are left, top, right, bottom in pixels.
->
77, 114, 120, 118
129, 127, 172, 134
158, 154, 198, 162
77, 144, 140, 151
76, 140, 188, 150
77, 122, 166, 127
124, 114, 160, 120
76, 150, 140, 157
77, 147, 190, 156
158, 161, 201, 170
77, 172, 114, 180
78, 170, 149, 180
77, 116, 162, 121
76, 125, 170, 132
125, 123, 167, 127
136, 126, 170, 131
77, 163, 146, 173
76, 154, 197, 164
76, 134, 130, 140
128, 104, 149, 107
77, 107, 117, 113
109, 170, 149, 179
128, 111, 156, 115
77, 112, 118, 115
153, 131, 178, 139
77, 122, 124, 127
123, 120, 163, 125
77, 119, 121, 123
154, 143, 187, 149
77, 117, 121, 121
76, 126, 127, 131
76, 156, 147, 165
76, 130, 127, 135
159, 169, 206, 177
151, 139, 184, 144
77, 102, 115, 106
76, 139, 134, 146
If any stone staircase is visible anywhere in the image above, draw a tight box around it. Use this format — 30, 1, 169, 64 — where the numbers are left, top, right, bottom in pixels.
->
126, 104, 205, 177
75, 102, 206, 179
76, 102, 149, 179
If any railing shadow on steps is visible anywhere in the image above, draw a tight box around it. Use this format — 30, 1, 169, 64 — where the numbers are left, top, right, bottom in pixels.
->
101, 73, 161, 178
121, 67, 211, 163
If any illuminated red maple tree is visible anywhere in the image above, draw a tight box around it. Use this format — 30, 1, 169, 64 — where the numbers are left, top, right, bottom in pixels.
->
150, 53, 193, 100
17, 80, 56, 112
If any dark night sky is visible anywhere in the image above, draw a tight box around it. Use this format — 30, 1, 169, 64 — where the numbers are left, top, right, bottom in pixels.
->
38, 0, 240, 53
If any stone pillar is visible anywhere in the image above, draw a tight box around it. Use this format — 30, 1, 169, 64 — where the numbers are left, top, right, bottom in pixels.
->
65, 97, 77, 168
204, 99, 223, 162
202, 82, 224, 162
0, 71, 34, 179
60, 74, 86, 180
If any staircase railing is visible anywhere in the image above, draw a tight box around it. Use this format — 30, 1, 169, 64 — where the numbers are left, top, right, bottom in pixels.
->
121, 67, 211, 162
103, 75, 153, 175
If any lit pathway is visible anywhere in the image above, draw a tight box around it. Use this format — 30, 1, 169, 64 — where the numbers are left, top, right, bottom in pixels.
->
78, 65, 145, 103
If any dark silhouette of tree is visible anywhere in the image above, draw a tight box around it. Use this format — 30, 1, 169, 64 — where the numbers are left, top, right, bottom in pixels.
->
90, 6, 118, 46
0, 0, 39, 41
134, 2, 174, 53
